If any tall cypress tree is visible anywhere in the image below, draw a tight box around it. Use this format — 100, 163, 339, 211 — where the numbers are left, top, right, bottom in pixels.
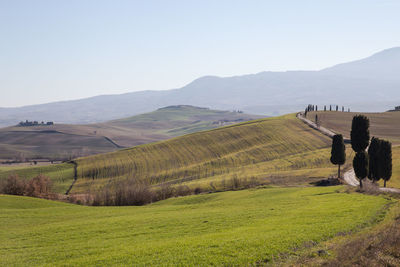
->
351, 115, 370, 153
330, 134, 346, 178
380, 140, 392, 187
368, 137, 381, 182
351, 115, 370, 189
353, 151, 369, 188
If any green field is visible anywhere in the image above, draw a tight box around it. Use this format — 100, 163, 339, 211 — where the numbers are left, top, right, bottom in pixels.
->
0, 186, 392, 266
72, 114, 336, 194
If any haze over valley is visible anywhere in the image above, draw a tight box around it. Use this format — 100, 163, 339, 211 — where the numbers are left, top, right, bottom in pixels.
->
0, 47, 399, 127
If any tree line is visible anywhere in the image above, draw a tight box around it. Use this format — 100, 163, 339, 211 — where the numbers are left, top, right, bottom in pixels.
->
330, 115, 392, 188
304, 104, 350, 117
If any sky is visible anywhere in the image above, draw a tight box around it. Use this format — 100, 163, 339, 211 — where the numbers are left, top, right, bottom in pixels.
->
0, 0, 399, 107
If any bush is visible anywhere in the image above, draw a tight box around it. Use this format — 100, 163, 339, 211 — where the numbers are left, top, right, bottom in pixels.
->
25, 174, 52, 197
1, 175, 26, 195
0, 174, 52, 198
91, 179, 155, 206
154, 183, 174, 202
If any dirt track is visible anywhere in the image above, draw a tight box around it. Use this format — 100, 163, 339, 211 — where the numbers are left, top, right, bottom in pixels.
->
297, 112, 400, 194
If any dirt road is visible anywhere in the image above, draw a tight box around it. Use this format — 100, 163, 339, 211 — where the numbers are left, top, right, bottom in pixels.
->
297, 112, 400, 194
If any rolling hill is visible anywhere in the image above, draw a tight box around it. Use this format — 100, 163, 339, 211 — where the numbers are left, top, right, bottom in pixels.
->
71, 113, 337, 194
1, 47, 400, 126
0, 105, 261, 160
1, 112, 399, 266
0, 113, 337, 194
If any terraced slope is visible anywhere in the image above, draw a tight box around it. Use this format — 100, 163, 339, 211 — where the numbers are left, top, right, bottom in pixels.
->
0, 187, 391, 266
72, 114, 335, 193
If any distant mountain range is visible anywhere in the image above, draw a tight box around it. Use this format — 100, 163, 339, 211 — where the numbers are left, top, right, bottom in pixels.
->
1, 47, 399, 127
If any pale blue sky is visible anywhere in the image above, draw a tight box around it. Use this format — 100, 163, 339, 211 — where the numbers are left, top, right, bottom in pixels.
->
1, 0, 399, 107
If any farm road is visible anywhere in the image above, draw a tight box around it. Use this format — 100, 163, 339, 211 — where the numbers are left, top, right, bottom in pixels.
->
297, 112, 400, 194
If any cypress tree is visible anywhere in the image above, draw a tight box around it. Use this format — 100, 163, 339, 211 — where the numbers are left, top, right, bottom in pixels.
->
330, 105, 332, 111
380, 140, 392, 187
324, 105, 326, 111
368, 137, 381, 182
330, 134, 346, 178
353, 151, 369, 188
350, 115, 370, 153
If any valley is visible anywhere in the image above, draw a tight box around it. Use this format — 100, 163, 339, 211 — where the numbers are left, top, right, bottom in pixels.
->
0, 105, 261, 160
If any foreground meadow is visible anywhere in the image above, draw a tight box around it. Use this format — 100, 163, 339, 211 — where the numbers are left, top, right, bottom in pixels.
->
0, 186, 392, 266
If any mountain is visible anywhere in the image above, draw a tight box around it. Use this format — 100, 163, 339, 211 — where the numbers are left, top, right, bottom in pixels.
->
321, 47, 400, 82
0, 105, 262, 159
1, 47, 399, 127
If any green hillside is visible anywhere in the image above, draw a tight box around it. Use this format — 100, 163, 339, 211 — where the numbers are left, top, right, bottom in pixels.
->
72, 114, 336, 194
0, 187, 392, 266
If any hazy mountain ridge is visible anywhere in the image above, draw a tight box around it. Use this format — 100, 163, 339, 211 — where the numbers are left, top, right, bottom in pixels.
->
1, 47, 399, 126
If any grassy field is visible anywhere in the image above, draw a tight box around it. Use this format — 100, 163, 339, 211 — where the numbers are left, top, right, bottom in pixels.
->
0, 163, 75, 193
72, 114, 337, 194
307, 111, 400, 188
0, 186, 392, 266
0, 106, 261, 160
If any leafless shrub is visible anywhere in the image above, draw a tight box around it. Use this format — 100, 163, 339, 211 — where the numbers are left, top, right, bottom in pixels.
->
356, 181, 381, 195
0, 175, 26, 195
90, 179, 154, 206
25, 174, 52, 197
154, 183, 174, 202
174, 185, 192, 197
0, 174, 52, 198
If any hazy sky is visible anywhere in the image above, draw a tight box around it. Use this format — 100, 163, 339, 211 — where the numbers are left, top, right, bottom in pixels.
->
1, 0, 399, 107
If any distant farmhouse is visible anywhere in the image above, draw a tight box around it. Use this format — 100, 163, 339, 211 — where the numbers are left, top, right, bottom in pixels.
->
388, 106, 400, 112
18, 120, 54, 127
